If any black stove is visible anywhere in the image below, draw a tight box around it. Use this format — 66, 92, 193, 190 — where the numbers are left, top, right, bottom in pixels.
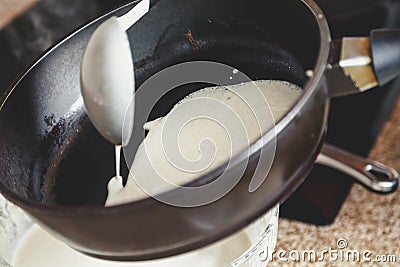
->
0, 0, 399, 225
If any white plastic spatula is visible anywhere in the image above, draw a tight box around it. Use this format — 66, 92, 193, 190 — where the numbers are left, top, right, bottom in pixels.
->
80, 0, 150, 145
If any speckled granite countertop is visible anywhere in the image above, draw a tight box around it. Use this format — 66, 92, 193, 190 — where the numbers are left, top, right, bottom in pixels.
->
270, 99, 400, 267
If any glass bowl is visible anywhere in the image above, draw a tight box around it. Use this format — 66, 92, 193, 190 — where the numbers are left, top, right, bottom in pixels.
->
0, 194, 278, 267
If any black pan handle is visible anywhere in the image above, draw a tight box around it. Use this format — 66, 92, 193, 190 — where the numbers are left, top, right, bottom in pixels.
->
326, 28, 400, 97
371, 29, 400, 87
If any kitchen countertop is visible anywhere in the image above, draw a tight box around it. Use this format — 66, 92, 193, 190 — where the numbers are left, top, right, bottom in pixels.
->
270, 98, 400, 267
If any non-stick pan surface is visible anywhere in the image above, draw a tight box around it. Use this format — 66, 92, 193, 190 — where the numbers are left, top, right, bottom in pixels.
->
0, 0, 329, 260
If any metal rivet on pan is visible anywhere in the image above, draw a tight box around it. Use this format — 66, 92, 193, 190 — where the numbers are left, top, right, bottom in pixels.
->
318, 14, 324, 19
306, 70, 314, 78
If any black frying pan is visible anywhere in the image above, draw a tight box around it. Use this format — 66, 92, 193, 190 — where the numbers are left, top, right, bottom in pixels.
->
0, 0, 398, 261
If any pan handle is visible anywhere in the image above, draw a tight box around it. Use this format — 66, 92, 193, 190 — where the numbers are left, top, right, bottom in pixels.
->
326, 29, 400, 97
316, 143, 399, 193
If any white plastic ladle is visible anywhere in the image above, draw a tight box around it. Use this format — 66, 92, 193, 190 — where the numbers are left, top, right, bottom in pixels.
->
80, 0, 150, 145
